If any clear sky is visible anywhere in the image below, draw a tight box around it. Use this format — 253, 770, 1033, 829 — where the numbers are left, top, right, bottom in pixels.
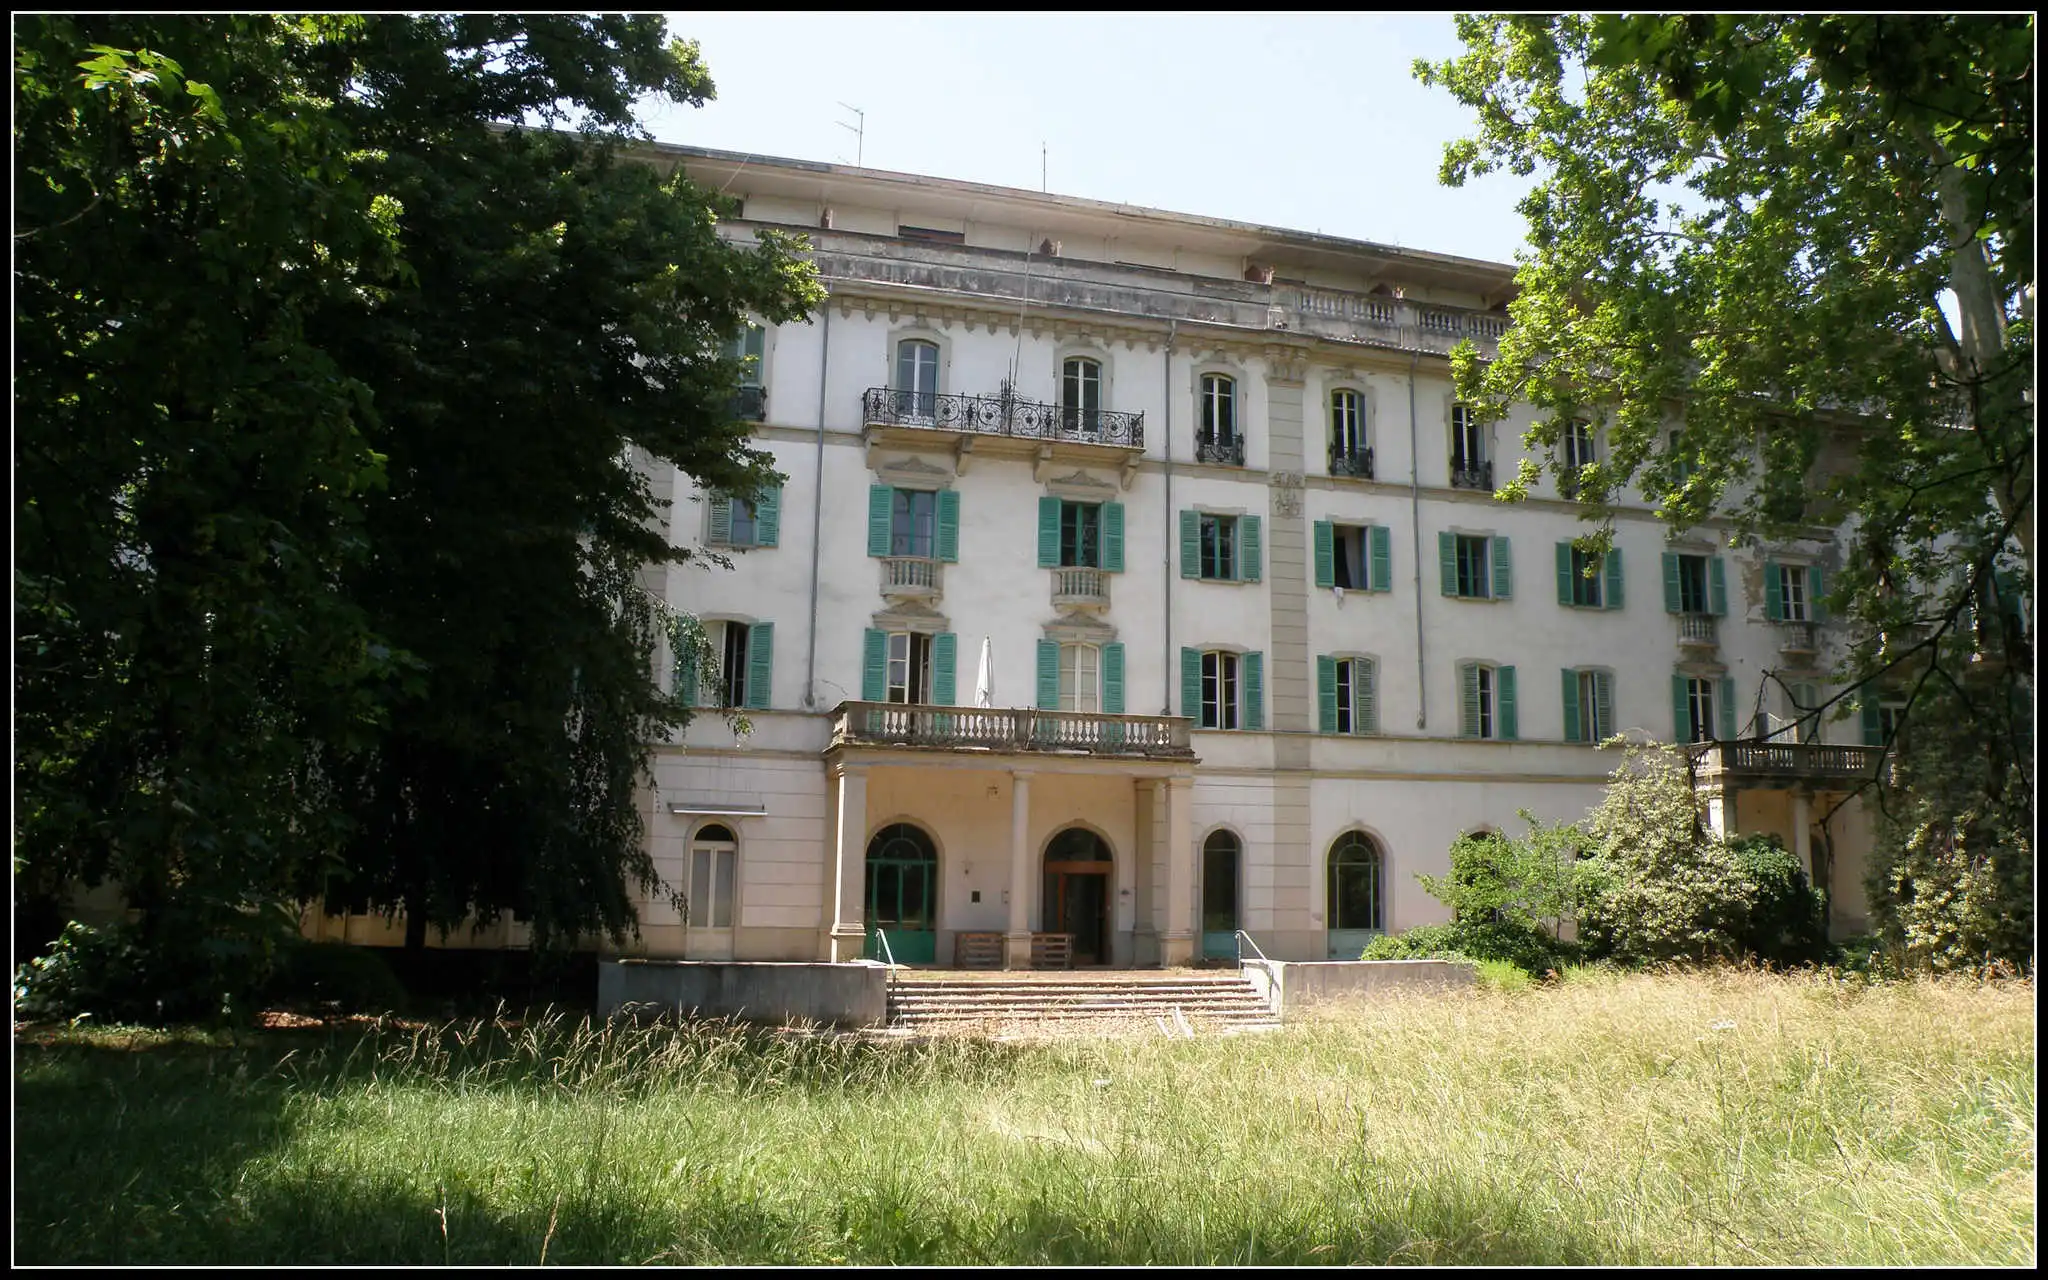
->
642, 13, 1539, 267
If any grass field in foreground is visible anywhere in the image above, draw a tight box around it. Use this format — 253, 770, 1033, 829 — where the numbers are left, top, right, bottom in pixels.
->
12, 968, 2034, 1265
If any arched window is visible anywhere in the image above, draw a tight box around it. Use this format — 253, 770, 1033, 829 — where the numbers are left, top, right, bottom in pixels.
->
1327, 831, 1383, 957
895, 339, 939, 417
1061, 356, 1103, 436
1198, 373, 1241, 463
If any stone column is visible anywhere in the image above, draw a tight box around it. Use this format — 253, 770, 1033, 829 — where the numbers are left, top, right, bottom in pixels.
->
1004, 769, 1035, 968
1161, 774, 1195, 966
1791, 787, 1814, 882
826, 764, 869, 962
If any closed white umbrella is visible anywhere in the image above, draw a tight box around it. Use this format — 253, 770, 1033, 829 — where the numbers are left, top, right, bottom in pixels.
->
975, 636, 995, 707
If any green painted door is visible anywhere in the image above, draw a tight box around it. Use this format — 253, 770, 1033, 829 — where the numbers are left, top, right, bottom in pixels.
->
1201, 831, 1240, 959
865, 823, 938, 963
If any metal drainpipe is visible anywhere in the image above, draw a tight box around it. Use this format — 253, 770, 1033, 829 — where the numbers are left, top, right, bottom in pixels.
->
803, 300, 832, 709
1408, 348, 1426, 729
1162, 320, 1178, 714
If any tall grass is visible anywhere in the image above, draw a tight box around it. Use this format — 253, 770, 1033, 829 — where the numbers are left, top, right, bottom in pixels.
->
14, 970, 2034, 1264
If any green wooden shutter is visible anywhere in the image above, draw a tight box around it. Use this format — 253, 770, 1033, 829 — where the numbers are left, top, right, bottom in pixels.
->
1102, 642, 1125, 714
1316, 655, 1337, 732
1102, 502, 1124, 573
1242, 652, 1264, 730
1672, 673, 1690, 743
936, 489, 960, 563
754, 486, 780, 547
1860, 696, 1882, 745
1604, 547, 1624, 609
1313, 521, 1335, 588
1038, 496, 1062, 568
1498, 665, 1518, 740
1763, 559, 1783, 620
1491, 536, 1513, 600
1662, 552, 1682, 613
1439, 531, 1457, 596
709, 495, 733, 546
868, 486, 893, 558
1459, 663, 1480, 737
931, 632, 956, 706
1593, 671, 1613, 741
1180, 510, 1200, 579
862, 629, 887, 702
1555, 541, 1574, 606
1181, 647, 1201, 720
1369, 525, 1392, 593
1708, 557, 1728, 616
1036, 639, 1059, 710
1561, 668, 1582, 743
1717, 677, 1737, 741
1358, 658, 1379, 734
744, 622, 774, 710
676, 643, 698, 708
1808, 565, 1824, 621
1240, 515, 1262, 582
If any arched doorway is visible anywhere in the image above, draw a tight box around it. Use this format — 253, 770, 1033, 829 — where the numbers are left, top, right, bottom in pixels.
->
865, 823, 937, 964
1042, 827, 1113, 966
1201, 830, 1241, 959
687, 823, 738, 959
1327, 831, 1384, 959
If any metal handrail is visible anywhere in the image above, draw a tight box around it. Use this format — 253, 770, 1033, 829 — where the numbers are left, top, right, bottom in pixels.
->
1234, 929, 1270, 963
873, 926, 898, 977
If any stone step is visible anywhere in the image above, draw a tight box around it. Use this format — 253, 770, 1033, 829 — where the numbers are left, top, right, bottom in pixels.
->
890, 992, 1269, 1006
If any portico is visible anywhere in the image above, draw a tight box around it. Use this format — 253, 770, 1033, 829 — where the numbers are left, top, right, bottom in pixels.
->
822, 702, 1199, 968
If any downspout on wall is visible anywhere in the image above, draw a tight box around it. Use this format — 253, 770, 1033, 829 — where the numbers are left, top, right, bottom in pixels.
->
1408, 348, 1426, 730
1162, 320, 1178, 714
803, 300, 832, 709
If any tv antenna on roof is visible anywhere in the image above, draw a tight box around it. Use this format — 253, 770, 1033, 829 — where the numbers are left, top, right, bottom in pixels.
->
836, 102, 864, 168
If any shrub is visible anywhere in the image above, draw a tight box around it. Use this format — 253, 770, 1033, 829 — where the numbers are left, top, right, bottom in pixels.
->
266, 941, 409, 1016
1417, 812, 1587, 938
1724, 834, 1829, 966
1579, 742, 1755, 964
1361, 919, 1578, 974
12, 905, 300, 1025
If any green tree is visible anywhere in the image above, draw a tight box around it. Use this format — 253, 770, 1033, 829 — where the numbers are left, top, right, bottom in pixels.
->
15, 15, 403, 984
1416, 810, 1586, 941
14, 15, 822, 1001
1416, 15, 2032, 959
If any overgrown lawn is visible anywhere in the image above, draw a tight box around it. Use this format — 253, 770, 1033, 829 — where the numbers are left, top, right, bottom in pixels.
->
13, 969, 2034, 1264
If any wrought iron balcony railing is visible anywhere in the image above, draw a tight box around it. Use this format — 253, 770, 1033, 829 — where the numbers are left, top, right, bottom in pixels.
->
1450, 458, 1494, 491
1677, 613, 1719, 648
1195, 433, 1246, 466
1051, 565, 1109, 607
881, 555, 941, 597
861, 388, 1144, 448
1328, 445, 1374, 479
730, 384, 766, 423
831, 702, 1194, 758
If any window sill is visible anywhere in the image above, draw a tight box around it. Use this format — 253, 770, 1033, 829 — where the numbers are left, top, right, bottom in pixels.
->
1196, 575, 1253, 585
1449, 593, 1505, 602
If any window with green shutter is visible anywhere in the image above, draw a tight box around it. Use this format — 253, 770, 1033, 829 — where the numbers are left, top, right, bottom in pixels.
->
1447, 534, 1496, 599
1192, 512, 1249, 581
1321, 523, 1378, 590
1563, 668, 1612, 744
1195, 650, 1241, 729
1321, 655, 1379, 734
744, 622, 774, 710
710, 486, 781, 549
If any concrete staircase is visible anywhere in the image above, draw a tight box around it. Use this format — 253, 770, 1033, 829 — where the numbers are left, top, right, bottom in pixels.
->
884, 971, 1280, 1035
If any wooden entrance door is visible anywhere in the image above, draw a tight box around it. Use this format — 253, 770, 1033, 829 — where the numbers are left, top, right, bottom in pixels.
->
1043, 862, 1110, 964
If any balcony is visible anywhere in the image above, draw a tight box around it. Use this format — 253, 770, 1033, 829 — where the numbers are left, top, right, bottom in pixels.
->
1450, 459, 1494, 491
832, 702, 1195, 759
730, 384, 766, 423
1328, 445, 1375, 480
880, 556, 941, 600
1051, 565, 1110, 609
1686, 740, 1889, 789
861, 388, 1143, 449
1778, 620, 1819, 658
1195, 433, 1246, 466
1677, 612, 1719, 651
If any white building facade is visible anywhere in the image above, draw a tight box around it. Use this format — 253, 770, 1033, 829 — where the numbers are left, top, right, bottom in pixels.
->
613, 142, 1884, 968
